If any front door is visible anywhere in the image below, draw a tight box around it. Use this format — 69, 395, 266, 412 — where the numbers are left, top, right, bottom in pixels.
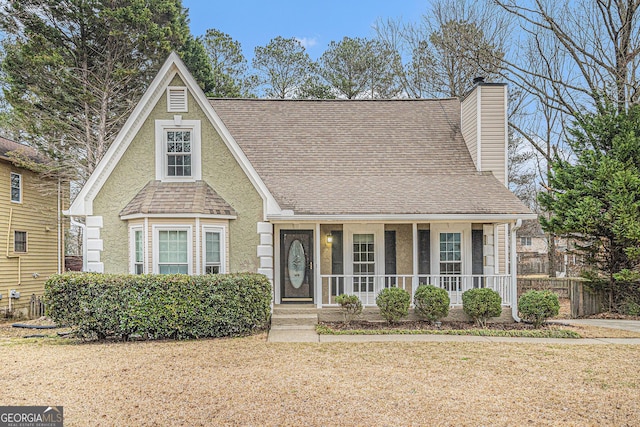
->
280, 230, 314, 303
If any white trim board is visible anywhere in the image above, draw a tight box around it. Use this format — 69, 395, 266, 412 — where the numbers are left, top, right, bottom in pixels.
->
68, 52, 281, 218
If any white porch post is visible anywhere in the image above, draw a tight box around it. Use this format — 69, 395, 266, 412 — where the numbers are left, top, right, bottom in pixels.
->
412, 223, 418, 297
511, 219, 522, 321
315, 223, 322, 308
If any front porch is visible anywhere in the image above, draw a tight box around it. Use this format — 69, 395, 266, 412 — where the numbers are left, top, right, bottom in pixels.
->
270, 221, 521, 315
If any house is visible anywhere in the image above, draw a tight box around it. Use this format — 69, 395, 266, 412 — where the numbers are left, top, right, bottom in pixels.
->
1, 136, 65, 317
517, 219, 549, 275
67, 53, 536, 320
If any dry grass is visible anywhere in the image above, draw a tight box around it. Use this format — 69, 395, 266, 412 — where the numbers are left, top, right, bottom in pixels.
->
2, 335, 640, 426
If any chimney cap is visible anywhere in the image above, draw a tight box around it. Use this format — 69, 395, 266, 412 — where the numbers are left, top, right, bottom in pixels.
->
473, 76, 485, 84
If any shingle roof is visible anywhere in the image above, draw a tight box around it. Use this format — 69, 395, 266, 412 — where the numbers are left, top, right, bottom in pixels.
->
209, 99, 532, 216
120, 180, 236, 217
0, 136, 43, 164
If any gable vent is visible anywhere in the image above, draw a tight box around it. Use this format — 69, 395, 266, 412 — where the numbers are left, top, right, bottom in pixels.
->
167, 87, 188, 112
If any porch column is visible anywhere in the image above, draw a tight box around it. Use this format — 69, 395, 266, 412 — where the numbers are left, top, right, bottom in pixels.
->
85, 216, 104, 273
256, 222, 274, 283
510, 219, 522, 321
412, 223, 418, 297
315, 223, 322, 308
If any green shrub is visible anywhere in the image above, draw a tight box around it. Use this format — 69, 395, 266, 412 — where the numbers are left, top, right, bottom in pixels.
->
376, 287, 411, 323
462, 288, 503, 328
413, 285, 450, 323
335, 294, 363, 325
518, 290, 560, 328
44, 272, 272, 341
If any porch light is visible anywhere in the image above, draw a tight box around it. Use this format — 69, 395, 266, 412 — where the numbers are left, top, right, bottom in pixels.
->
326, 233, 333, 244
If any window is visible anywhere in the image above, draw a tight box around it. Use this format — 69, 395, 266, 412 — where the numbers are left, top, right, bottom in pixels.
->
157, 229, 190, 274
520, 237, 532, 246
14, 231, 27, 253
166, 130, 192, 177
353, 234, 375, 292
131, 228, 144, 274
204, 228, 223, 274
439, 232, 461, 291
155, 119, 201, 181
10, 173, 21, 203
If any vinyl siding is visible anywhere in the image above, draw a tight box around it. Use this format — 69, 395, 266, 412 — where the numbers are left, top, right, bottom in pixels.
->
460, 89, 478, 169
0, 162, 64, 311
480, 85, 507, 185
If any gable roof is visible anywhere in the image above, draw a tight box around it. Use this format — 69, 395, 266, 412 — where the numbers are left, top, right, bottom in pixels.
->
209, 99, 533, 218
120, 180, 237, 218
0, 136, 43, 164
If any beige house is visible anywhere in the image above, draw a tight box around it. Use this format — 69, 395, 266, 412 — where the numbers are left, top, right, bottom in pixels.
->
68, 53, 535, 320
1, 137, 65, 316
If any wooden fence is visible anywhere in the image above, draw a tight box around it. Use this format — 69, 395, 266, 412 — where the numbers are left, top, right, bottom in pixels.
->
29, 294, 46, 319
518, 277, 604, 318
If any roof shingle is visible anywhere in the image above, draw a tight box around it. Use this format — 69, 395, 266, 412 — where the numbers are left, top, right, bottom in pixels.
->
120, 180, 236, 217
208, 99, 531, 216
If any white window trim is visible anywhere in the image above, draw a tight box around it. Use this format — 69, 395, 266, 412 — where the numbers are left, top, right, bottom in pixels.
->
343, 224, 385, 277
10, 172, 21, 203
129, 225, 145, 274
155, 118, 201, 182
152, 225, 193, 274
430, 223, 472, 276
167, 86, 188, 112
202, 225, 226, 274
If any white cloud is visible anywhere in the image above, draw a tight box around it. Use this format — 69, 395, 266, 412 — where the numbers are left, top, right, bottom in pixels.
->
296, 37, 318, 49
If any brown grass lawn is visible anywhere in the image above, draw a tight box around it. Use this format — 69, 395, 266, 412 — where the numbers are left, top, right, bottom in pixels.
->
1, 334, 639, 426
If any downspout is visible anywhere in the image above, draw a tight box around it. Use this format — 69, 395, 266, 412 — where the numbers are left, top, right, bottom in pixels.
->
5, 208, 21, 313
69, 218, 87, 272
511, 219, 523, 321
57, 180, 62, 274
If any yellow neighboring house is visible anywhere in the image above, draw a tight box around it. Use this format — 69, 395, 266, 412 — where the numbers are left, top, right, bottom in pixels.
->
0, 136, 65, 317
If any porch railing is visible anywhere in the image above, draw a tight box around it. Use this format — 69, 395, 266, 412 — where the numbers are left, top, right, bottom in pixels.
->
320, 274, 512, 307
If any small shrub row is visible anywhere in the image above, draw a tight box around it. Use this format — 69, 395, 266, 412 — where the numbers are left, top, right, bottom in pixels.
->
45, 272, 272, 341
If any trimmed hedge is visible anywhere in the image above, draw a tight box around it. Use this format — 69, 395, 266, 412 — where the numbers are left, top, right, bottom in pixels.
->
462, 288, 503, 328
44, 272, 272, 341
413, 285, 450, 323
376, 287, 411, 323
518, 290, 560, 328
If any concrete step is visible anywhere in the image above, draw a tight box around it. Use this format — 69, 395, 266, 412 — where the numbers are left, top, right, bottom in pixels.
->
270, 325, 317, 331
272, 304, 318, 315
271, 313, 318, 327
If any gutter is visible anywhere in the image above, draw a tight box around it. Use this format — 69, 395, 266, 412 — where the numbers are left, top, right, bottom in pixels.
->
511, 219, 523, 321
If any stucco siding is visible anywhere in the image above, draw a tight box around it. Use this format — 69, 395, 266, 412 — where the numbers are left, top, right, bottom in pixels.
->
480, 85, 507, 185
93, 74, 263, 274
0, 162, 63, 311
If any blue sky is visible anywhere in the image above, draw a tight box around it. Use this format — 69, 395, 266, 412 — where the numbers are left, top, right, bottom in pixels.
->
183, 0, 427, 61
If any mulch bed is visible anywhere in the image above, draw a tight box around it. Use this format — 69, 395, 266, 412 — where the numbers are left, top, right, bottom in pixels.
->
320, 320, 551, 331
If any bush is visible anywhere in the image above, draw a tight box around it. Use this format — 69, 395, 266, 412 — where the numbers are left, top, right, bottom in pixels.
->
462, 288, 503, 328
413, 285, 450, 323
45, 272, 272, 341
518, 290, 560, 328
376, 287, 411, 323
335, 294, 363, 325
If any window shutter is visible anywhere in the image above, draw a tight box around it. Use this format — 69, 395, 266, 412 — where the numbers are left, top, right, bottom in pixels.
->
418, 230, 430, 275
167, 87, 188, 112
331, 231, 343, 295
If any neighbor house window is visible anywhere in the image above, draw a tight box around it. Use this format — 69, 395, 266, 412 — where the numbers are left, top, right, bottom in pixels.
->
439, 232, 461, 291
166, 130, 192, 177
203, 226, 225, 274
130, 227, 144, 274
10, 173, 21, 203
14, 231, 27, 253
156, 228, 190, 274
353, 233, 375, 292
520, 237, 532, 246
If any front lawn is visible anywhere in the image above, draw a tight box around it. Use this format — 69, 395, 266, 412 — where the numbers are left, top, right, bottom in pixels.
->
1, 335, 638, 426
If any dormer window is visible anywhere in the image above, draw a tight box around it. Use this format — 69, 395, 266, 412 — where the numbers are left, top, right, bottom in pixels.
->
155, 118, 201, 182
